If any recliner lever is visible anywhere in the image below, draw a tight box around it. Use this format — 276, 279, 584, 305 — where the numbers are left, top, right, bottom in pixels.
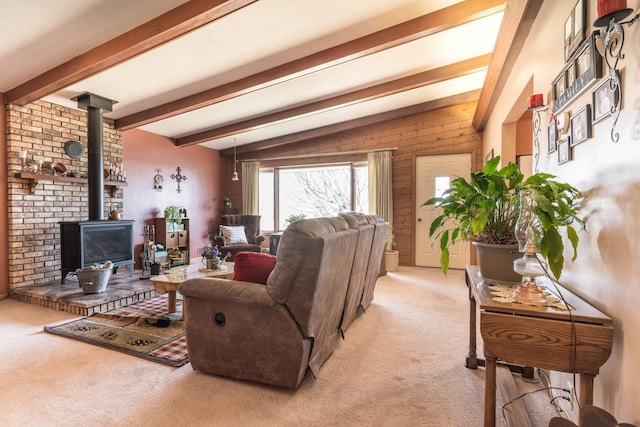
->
214, 312, 226, 327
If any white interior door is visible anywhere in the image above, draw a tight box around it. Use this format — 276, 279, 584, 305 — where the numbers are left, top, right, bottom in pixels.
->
415, 154, 471, 269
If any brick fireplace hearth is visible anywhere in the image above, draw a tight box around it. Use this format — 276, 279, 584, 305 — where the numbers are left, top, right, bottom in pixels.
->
11, 269, 155, 316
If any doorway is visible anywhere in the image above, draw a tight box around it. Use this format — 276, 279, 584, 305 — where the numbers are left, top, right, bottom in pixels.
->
415, 153, 471, 269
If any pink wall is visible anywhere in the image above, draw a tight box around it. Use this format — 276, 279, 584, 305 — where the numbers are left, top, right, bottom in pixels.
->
122, 129, 223, 268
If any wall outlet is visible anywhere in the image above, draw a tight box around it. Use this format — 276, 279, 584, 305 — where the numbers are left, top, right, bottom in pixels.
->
567, 381, 575, 411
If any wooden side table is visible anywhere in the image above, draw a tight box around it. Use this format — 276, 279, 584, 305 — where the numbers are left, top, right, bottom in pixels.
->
465, 266, 614, 427
150, 263, 235, 315
150, 275, 182, 314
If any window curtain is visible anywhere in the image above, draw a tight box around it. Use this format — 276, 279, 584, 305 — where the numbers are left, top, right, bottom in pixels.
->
368, 151, 393, 231
242, 160, 260, 215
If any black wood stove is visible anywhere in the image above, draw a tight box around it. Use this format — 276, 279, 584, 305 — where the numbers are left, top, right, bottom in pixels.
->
58, 93, 134, 283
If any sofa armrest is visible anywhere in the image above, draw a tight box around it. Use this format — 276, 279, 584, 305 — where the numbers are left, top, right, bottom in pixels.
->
179, 277, 276, 307
178, 277, 310, 389
255, 235, 266, 245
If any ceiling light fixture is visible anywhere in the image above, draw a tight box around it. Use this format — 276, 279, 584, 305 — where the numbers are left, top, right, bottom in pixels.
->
232, 144, 239, 181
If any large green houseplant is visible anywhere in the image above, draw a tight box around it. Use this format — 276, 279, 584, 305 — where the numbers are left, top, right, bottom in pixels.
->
423, 156, 584, 279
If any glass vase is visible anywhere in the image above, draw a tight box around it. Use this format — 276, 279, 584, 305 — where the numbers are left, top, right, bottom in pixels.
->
514, 189, 543, 254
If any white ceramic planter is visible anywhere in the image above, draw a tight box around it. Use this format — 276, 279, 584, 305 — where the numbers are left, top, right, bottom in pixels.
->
385, 250, 399, 272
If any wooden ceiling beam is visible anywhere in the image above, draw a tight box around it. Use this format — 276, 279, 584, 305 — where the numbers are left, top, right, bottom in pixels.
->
472, 0, 543, 130
116, 0, 506, 130
220, 89, 482, 157
4, 0, 257, 106
176, 54, 490, 147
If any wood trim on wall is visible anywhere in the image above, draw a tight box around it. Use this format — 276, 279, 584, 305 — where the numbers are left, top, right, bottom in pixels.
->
226, 100, 483, 266
0, 93, 8, 298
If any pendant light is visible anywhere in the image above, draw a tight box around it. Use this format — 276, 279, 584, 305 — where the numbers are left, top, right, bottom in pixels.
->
232, 144, 239, 181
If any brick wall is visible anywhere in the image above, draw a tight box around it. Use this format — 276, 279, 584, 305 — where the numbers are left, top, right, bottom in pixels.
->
6, 100, 124, 288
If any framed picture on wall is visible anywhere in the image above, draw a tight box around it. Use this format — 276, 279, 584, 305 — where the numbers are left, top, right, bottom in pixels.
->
553, 74, 566, 101
592, 75, 619, 123
570, 105, 592, 146
576, 41, 592, 78
558, 136, 572, 164
485, 148, 494, 164
564, 0, 586, 61
553, 32, 603, 112
566, 64, 576, 88
548, 122, 558, 153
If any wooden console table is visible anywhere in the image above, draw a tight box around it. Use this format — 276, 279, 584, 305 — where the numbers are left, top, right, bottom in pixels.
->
465, 266, 613, 427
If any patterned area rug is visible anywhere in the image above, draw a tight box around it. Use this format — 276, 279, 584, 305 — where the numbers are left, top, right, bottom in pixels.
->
44, 295, 188, 367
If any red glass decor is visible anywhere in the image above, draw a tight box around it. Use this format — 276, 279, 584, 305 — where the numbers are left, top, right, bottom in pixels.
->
594, 0, 632, 26
597, 0, 627, 18
527, 94, 544, 109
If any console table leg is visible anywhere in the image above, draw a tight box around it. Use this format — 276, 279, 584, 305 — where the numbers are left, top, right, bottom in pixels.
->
485, 355, 497, 427
579, 372, 596, 406
466, 272, 479, 369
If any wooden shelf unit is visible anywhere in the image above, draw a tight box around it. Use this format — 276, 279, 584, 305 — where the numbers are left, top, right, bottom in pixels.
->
154, 217, 190, 267
15, 172, 127, 196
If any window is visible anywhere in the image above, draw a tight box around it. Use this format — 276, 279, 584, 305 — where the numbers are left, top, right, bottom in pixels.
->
435, 176, 451, 198
354, 163, 368, 213
259, 162, 368, 231
259, 169, 274, 232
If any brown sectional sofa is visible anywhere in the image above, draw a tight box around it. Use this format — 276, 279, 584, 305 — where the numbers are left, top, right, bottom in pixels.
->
178, 214, 388, 389
338, 213, 389, 335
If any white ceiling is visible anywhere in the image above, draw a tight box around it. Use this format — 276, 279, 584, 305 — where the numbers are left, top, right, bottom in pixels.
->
0, 0, 506, 151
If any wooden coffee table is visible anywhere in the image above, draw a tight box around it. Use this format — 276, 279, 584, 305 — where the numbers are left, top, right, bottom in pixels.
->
150, 263, 234, 315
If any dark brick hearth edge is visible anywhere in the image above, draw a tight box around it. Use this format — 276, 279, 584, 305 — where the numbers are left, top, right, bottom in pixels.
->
10, 271, 157, 316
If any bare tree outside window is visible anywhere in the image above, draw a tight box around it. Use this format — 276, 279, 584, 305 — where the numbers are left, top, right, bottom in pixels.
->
261, 163, 368, 231
292, 168, 351, 216
354, 163, 368, 213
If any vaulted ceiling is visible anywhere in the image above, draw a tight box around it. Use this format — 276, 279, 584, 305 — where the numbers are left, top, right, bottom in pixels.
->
1, 0, 540, 155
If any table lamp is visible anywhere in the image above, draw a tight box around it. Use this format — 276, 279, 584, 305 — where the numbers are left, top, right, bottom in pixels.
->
512, 189, 548, 304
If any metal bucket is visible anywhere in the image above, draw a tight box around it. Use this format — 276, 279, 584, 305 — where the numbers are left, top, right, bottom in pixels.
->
76, 267, 112, 294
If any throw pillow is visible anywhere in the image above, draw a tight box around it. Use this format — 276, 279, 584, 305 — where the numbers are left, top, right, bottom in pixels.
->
233, 252, 277, 285
221, 225, 248, 244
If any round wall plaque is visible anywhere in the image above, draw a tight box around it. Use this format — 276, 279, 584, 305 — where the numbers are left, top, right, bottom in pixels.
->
64, 140, 84, 158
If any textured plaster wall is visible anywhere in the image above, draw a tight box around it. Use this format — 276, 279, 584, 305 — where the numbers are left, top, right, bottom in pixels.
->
483, 1, 640, 423
122, 129, 223, 268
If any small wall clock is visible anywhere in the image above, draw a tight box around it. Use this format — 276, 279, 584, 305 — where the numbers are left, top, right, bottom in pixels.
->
153, 169, 164, 190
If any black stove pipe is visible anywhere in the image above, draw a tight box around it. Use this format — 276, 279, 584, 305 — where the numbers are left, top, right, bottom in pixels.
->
72, 93, 117, 221
87, 106, 104, 221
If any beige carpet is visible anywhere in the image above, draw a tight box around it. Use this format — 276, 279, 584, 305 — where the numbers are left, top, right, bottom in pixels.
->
0, 267, 560, 426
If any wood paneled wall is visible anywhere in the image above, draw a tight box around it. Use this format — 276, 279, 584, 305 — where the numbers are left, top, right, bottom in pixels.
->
228, 100, 483, 266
